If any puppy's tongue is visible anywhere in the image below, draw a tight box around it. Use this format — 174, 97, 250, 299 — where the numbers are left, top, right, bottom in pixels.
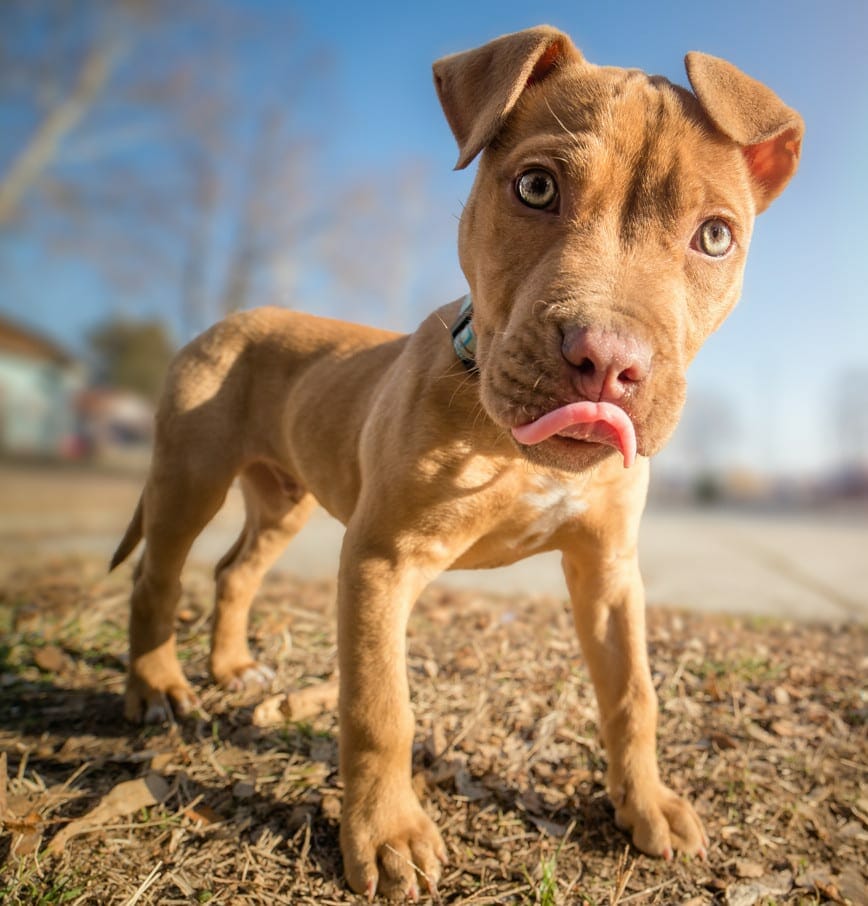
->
511, 402, 637, 468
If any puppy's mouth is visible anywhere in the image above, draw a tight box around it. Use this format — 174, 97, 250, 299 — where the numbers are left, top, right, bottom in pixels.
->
511, 402, 637, 468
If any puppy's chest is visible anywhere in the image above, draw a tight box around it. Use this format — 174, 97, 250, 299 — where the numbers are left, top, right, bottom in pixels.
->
511, 475, 589, 545
456, 474, 590, 569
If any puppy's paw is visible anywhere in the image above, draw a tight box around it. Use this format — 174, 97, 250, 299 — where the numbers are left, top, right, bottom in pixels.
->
615, 783, 708, 861
213, 660, 276, 692
341, 799, 447, 901
124, 675, 204, 724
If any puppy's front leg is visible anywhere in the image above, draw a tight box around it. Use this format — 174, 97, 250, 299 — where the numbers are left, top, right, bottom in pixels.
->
337, 534, 447, 900
562, 547, 708, 860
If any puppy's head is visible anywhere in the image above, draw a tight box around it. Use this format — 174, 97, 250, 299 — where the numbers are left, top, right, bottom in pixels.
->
434, 26, 803, 471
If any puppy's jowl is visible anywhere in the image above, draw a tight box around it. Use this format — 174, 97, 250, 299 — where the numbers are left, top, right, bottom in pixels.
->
113, 26, 802, 900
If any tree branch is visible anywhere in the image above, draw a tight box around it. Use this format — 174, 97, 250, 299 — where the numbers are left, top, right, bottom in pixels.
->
0, 41, 118, 226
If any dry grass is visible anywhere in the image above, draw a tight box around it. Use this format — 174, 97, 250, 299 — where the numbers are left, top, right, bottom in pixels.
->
0, 553, 866, 905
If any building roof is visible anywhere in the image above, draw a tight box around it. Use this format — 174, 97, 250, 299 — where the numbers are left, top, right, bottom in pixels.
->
0, 314, 76, 366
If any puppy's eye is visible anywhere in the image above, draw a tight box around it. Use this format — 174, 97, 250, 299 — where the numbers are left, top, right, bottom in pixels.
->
694, 218, 733, 257
515, 169, 558, 210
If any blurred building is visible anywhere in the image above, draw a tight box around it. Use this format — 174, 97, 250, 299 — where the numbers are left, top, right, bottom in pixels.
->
0, 315, 155, 467
0, 314, 85, 457
76, 386, 154, 469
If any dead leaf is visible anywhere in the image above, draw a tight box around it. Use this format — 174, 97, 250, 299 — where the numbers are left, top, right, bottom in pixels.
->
454, 765, 488, 801
711, 732, 739, 750
1, 755, 43, 854
735, 860, 765, 879
251, 679, 339, 726
703, 675, 726, 701
5, 811, 42, 856
47, 773, 170, 854
796, 870, 856, 905
232, 780, 255, 800
150, 752, 174, 772
289, 680, 338, 720
184, 803, 222, 825
527, 814, 569, 838
726, 871, 793, 906
770, 719, 805, 738
4, 812, 41, 834
836, 866, 868, 905
309, 736, 335, 764
772, 685, 791, 705
251, 693, 287, 727
33, 644, 68, 673
814, 879, 845, 904
320, 793, 341, 821
663, 696, 702, 718
744, 721, 778, 746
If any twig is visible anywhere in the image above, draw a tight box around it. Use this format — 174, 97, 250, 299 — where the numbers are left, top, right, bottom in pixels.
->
609, 846, 635, 906
618, 878, 679, 903
121, 860, 163, 906
383, 843, 441, 903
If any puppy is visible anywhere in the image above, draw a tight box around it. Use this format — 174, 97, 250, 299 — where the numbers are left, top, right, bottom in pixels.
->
112, 26, 803, 899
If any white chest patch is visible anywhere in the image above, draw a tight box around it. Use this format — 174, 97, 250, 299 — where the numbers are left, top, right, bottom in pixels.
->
512, 475, 588, 550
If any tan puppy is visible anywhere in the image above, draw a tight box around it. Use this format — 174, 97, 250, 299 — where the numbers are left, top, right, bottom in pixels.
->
112, 26, 802, 900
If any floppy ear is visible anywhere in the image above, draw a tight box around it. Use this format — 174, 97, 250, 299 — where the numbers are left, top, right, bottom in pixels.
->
685, 53, 804, 213
433, 26, 582, 170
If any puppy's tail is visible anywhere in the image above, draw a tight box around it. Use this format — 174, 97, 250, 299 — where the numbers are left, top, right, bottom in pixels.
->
110, 495, 144, 571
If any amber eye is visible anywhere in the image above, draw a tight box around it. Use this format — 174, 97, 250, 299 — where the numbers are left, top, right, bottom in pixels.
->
515, 169, 558, 210
695, 218, 733, 257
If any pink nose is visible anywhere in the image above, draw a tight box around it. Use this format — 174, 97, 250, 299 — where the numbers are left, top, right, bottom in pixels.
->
561, 325, 651, 402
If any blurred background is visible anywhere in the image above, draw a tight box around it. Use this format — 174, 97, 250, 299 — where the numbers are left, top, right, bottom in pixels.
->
1, 0, 866, 617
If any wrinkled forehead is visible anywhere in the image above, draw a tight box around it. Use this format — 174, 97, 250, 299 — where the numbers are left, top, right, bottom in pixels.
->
488, 63, 754, 230
494, 64, 707, 155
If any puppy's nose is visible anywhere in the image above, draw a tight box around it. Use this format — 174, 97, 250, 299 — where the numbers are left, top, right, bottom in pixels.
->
561, 326, 651, 402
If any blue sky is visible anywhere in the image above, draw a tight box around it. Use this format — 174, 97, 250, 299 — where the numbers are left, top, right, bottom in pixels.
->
3, 0, 867, 476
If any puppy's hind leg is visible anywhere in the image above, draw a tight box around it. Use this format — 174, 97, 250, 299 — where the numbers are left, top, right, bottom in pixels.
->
210, 462, 316, 690
125, 458, 236, 724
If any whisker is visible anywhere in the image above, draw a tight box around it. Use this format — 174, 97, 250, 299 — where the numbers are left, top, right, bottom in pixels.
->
448, 372, 478, 408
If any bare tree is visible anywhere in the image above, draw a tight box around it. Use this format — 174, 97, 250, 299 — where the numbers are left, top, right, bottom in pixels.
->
0, 41, 117, 226
0, 1, 326, 337
0, 0, 173, 227
1, 2, 460, 345
320, 161, 458, 330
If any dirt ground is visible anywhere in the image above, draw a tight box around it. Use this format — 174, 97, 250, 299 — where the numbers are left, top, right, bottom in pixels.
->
0, 550, 866, 905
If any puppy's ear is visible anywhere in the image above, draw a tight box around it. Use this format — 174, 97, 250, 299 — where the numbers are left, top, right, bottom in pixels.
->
685, 53, 804, 213
434, 26, 582, 170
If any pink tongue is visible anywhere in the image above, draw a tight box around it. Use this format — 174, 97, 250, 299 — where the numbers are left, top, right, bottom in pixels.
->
511, 402, 637, 468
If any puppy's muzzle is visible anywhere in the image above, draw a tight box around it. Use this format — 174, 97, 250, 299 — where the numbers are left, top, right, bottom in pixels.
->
561, 325, 652, 404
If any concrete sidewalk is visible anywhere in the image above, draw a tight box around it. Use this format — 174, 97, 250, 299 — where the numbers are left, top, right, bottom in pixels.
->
266, 506, 868, 622
1, 464, 865, 621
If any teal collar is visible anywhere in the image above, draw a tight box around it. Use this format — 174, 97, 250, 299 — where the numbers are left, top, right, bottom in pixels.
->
450, 294, 477, 371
